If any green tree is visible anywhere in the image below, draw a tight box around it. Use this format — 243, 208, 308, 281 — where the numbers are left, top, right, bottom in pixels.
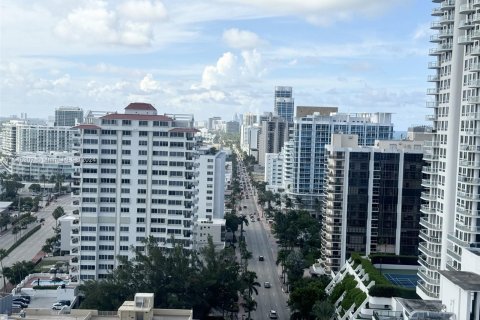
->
238, 215, 249, 235
0, 214, 10, 231
224, 213, 239, 233
311, 300, 335, 320
288, 277, 330, 319
28, 183, 41, 194
241, 293, 257, 320
285, 250, 305, 286
52, 206, 65, 227
2, 261, 35, 285
0, 249, 8, 292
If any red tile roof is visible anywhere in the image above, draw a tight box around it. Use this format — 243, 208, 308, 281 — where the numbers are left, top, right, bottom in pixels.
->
125, 102, 156, 111
169, 128, 200, 133
101, 113, 173, 121
73, 124, 101, 129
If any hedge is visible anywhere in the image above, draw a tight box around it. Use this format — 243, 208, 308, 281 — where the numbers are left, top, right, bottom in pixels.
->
329, 274, 357, 303
32, 285, 61, 290
369, 254, 419, 266
340, 288, 366, 313
7, 224, 42, 254
350, 253, 419, 299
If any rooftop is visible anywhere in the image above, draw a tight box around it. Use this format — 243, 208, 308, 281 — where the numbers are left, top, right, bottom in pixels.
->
395, 298, 444, 313
73, 124, 101, 130
125, 102, 156, 111
439, 270, 480, 291
100, 113, 172, 121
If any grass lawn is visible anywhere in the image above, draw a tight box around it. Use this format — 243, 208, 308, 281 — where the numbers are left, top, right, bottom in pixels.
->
34, 258, 67, 273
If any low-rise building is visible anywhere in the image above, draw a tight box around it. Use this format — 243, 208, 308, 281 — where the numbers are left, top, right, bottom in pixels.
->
8, 151, 75, 182
192, 218, 226, 251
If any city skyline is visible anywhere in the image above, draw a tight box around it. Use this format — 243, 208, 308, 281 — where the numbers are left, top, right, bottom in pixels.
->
2, 0, 433, 130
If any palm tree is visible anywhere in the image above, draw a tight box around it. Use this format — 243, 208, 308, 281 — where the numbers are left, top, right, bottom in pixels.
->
284, 196, 293, 209
241, 271, 260, 320
238, 215, 249, 236
311, 300, 335, 320
0, 249, 8, 292
295, 196, 304, 209
52, 206, 65, 227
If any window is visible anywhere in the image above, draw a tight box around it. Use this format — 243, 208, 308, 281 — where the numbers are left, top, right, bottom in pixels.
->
139, 150, 148, 156
138, 169, 147, 175
122, 130, 131, 135
122, 140, 131, 145
136, 227, 145, 232
120, 236, 129, 241
120, 207, 129, 213
122, 120, 131, 125
120, 226, 129, 232
137, 217, 145, 223
122, 159, 131, 165
137, 198, 146, 203
121, 169, 130, 175
138, 179, 147, 185
139, 121, 148, 126
139, 131, 148, 136
139, 140, 148, 146
121, 178, 130, 184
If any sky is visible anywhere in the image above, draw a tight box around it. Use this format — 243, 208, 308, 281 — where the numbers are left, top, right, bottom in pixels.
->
0, 0, 435, 130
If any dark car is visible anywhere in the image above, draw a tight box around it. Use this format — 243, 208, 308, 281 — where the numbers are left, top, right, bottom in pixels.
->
259, 256, 264, 261
58, 300, 71, 306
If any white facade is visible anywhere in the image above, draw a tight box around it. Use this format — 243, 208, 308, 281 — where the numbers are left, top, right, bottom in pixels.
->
55, 107, 84, 127
71, 103, 198, 282
8, 151, 75, 181
264, 153, 284, 193
195, 148, 226, 220
0, 120, 77, 158
192, 218, 226, 251
285, 112, 393, 214
418, 0, 480, 300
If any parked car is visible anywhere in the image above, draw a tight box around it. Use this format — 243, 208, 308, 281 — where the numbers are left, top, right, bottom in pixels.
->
264, 281, 271, 288
12, 297, 29, 304
12, 301, 28, 308
269, 310, 278, 319
58, 300, 71, 306
259, 256, 264, 261
39, 218, 45, 223
52, 303, 64, 310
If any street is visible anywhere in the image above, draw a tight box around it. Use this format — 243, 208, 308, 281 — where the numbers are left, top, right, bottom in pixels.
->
236, 156, 289, 320
0, 194, 74, 291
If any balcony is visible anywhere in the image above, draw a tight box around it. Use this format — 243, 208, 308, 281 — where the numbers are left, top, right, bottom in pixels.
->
459, 144, 480, 152
471, 45, 480, 55
422, 178, 438, 188
418, 267, 440, 285
439, 15, 454, 24
473, 13, 480, 23
421, 191, 436, 201
458, 175, 480, 184
463, 112, 480, 120
424, 153, 440, 161
427, 74, 440, 82
419, 255, 439, 270
438, 29, 453, 38
468, 63, 480, 71
429, 34, 441, 43
426, 88, 440, 95
420, 217, 442, 231
420, 204, 437, 215
431, 21, 442, 29
456, 221, 480, 233
417, 280, 440, 299
475, 0, 480, 7
447, 232, 469, 247
428, 61, 440, 69
458, 35, 474, 45
441, 0, 455, 9
459, 3, 475, 13
419, 242, 441, 258
459, 19, 474, 29
458, 160, 480, 169
431, 7, 443, 16
419, 230, 442, 244
422, 166, 437, 174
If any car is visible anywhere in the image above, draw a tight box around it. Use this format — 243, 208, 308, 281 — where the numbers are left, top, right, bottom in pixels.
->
39, 218, 45, 223
12, 297, 29, 304
52, 303, 64, 310
257, 217, 260, 221
243, 205, 247, 208
58, 300, 71, 306
12, 301, 28, 308
269, 310, 278, 319
264, 281, 271, 288
258, 256, 264, 261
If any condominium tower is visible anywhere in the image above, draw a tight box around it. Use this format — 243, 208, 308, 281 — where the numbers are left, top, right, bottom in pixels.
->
322, 134, 424, 273
55, 107, 84, 127
417, 0, 480, 300
71, 103, 198, 281
274, 86, 294, 123
284, 112, 394, 216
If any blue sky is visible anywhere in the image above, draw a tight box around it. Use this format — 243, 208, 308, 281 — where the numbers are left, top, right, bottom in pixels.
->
1, 0, 434, 130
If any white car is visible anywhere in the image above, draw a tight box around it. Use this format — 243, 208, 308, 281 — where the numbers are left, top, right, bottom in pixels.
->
269, 310, 278, 319
51, 303, 64, 310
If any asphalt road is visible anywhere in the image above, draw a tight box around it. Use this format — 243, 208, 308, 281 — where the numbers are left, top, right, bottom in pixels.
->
237, 162, 289, 320
0, 194, 74, 291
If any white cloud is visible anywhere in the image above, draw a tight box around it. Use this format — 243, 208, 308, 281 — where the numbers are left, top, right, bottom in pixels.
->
117, 0, 167, 21
53, 0, 167, 47
199, 49, 265, 89
221, 0, 404, 25
139, 73, 162, 92
223, 28, 264, 49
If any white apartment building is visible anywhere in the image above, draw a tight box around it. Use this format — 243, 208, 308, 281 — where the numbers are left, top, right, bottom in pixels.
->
192, 218, 226, 251
284, 112, 393, 215
195, 147, 226, 220
8, 151, 75, 181
322, 134, 425, 273
0, 120, 77, 158
55, 107, 84, 127
264, 153, 284, 193
257, 112, 289, 166
71, 103, 198, 281
418, 0, 480, 300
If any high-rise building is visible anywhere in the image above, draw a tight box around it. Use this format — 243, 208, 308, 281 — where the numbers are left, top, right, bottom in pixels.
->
274, 86, 294, 123
71, 103, 198, 281
0, 120, 77, 158
208, 117, 222, 131
55, 107, 84, 127
225, 121, 240, 134
284, 112, 393, 216
257, 112, 289, 166
321, 134, 425, 273
417, 0, 480, 300
264, 153, 284, 193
